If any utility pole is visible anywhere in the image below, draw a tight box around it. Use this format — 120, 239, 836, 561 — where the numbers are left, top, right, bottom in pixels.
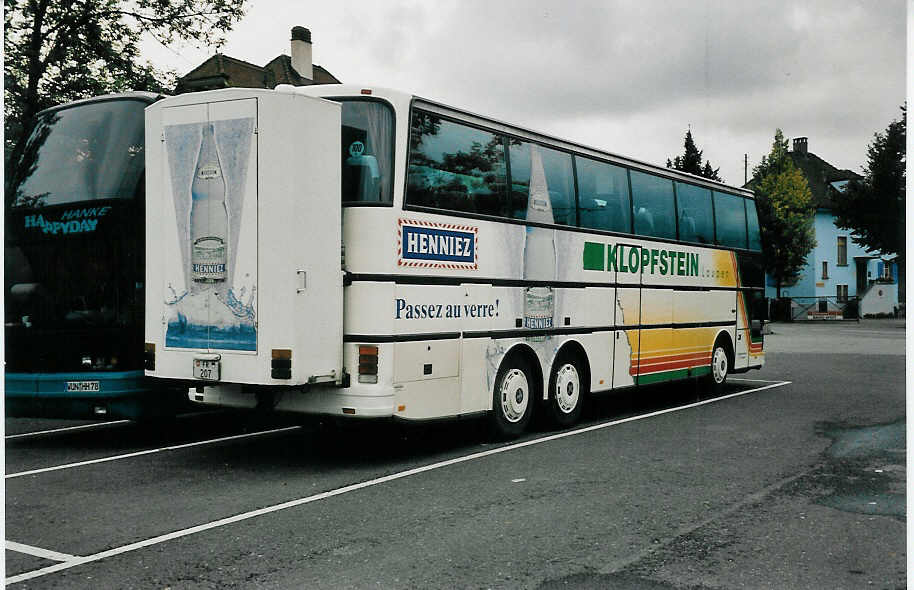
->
744, 153, 748, 185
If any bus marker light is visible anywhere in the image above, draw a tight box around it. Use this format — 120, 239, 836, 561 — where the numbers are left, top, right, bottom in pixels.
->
342, 407, 356, 414
271, 349, 292, 380
360, 89, 372, 95
93, 405, 108, 416
398, 405, 406, 412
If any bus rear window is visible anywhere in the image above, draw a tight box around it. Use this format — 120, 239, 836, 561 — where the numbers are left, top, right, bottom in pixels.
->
340, 100, 394, 204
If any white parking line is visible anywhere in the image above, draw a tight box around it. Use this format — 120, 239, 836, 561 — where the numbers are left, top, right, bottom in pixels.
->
729, 378, 790, 383
5, 421, 131, 440
5, 380, 790, 585
5, 541, 78, 562
5, 426, 302, 480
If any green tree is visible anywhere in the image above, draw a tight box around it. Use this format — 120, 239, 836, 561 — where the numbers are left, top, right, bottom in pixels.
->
831, 105, 905, 261
4, 0, 247, 173
666, 128, 722, 182
749, 129, 817, 297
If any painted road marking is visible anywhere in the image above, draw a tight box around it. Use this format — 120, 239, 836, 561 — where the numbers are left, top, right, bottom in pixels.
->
5, 421, 131, 440
5, 426, 302, 480
5, 381, 790, 585
5, 541, 78, 562
838, 330, 904, 336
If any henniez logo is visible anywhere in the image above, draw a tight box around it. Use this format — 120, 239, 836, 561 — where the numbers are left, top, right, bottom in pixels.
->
397, 218, 478, 270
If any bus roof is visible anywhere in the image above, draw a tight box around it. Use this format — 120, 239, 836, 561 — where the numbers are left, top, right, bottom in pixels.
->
293, 84, 754, 199
35, 91, 163, 119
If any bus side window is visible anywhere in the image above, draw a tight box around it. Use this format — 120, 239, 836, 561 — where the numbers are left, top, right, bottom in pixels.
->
713, 191, 747, 249
575, 156, 630, 233
674, 182, 713, 244
745, 198, 762, 251
508, 140, 575, 225
631, 170, 675, 239
406, 111, 508, 216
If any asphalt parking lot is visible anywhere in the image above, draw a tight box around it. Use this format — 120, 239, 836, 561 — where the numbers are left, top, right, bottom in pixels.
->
5, 319, 906, 588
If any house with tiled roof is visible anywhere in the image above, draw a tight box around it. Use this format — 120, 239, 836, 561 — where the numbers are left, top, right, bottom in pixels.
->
762, 137, 899, 318
175, 26, 340, 94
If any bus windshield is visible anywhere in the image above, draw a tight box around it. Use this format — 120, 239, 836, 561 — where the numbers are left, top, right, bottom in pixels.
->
8, 99, 146, 209
5, 98, 148, 366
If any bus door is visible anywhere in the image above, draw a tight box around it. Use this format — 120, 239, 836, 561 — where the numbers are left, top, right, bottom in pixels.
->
638, 246, 674, 386
612, 243, 642, 389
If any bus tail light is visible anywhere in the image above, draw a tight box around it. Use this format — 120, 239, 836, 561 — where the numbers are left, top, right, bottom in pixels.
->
358, 345, 378, 383
144, 343, 155, 370
271, 349, 292, 380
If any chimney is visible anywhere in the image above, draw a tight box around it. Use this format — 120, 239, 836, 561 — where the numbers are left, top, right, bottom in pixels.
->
290, 26, 313, 81
793, 137, 808, 155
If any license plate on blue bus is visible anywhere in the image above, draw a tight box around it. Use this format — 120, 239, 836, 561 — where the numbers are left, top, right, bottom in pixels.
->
66, 381, 100, 392
193, 358, 220, 381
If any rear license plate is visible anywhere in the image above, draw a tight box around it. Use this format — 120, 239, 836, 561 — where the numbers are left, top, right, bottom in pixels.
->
193, 358, 220, 381
66, 381, 100, 392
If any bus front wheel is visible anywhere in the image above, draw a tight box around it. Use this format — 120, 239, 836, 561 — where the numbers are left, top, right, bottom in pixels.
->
705, 337, 731, 393
491, 355, 535, 439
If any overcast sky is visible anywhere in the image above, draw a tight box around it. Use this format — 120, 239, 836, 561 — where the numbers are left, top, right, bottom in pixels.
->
142, 0, 906, 186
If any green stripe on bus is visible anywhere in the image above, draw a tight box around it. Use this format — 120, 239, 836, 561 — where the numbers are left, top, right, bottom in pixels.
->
634, 365, 710, 385
582, 242, 605, 271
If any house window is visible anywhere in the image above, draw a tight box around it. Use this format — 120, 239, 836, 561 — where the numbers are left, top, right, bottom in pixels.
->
822, 261, 828, 279
837, 237, 847, 266
837, 284, 848, 302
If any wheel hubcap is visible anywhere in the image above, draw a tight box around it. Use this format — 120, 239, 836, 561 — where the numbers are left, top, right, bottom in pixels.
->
500, 368, 529, 423
554, 363, 580, 414
712, 347, 728, 384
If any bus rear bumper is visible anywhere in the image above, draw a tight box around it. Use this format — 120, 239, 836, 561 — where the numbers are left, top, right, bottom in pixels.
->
188, 383, 395, 418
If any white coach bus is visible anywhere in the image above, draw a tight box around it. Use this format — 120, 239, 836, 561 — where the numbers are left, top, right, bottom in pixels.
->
144, 85, 765, 438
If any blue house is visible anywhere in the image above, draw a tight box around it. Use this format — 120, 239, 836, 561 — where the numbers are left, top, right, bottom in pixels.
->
762, 137, 899, 318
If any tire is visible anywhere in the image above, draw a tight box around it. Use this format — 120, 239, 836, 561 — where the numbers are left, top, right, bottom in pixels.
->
546, 350, 586, 428
490, 355, 535, 439
704, 337, 731, 393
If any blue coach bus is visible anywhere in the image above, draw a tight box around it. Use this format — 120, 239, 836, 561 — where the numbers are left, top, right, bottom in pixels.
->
5, 92, 188, 419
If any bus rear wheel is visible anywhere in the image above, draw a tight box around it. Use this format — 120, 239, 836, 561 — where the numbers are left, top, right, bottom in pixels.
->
491, 355, 535, 439
546, 351, 586, 428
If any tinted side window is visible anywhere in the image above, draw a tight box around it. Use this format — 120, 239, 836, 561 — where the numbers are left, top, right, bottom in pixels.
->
508, 141, 575, 225
675, 182, 714, 244
745, 198, 762, 251
714, 191, 747, 248
630, 171, 675, 239
406, 111, 508, 216
575, 156, 631, 233
340, 100, 395, 203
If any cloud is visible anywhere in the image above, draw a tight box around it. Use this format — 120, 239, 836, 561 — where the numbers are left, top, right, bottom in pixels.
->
145, 0, 905, 184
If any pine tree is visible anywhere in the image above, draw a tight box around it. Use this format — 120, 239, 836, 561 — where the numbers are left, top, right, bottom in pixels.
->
667, 129, 722, 182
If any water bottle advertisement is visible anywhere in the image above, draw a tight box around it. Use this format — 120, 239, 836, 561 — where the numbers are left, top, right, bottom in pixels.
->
162, 116, 257, 351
